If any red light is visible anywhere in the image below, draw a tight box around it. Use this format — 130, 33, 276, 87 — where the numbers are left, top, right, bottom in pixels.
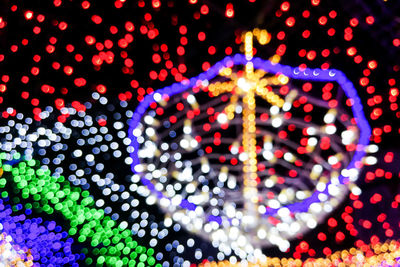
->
74, 78, 86, 87
323, 247, 332, 256
318, 16, 328, 25
91, 15, 102, 24
179, 25, 187, 35
347, 47, 357, 56
390, 88, 399, 97
82, 1, 90, 9
125, 21, 134, 32
207, 46, 216, 56
329, 10, 337, 19
366, 16, 375, 25
200, 5, 209, 15
280, 2, 290, 11
277, 31, 285, 40
354, 55, 363, 64
202, 62, 210, 71
33, 26, 41, 34
276, 44, 286, 56
335, 232, 345, 242
302, 10, 310, 18
360, 77, 369, 86
306, 50, 316, 61
311, 0, 320, 6
198, 32, 206, 41
384, 152, 394, 163
225, 3, 234, 18
85, 35, 96, 45
327, 28, 335, 36
63, 66, 73, 75
152, 0, 160, 8
144, 13, 152, 21
328, 218, 338, 228
25, 11, 33, 20
368, 60, 377, 69
318, 232, 327, 241
177, 46, 185, 56
59, 21, 67, 30
350, 18, 359, 27
302, 30, 310, 39
321, 49, 330, 57
286, 17, 295, 27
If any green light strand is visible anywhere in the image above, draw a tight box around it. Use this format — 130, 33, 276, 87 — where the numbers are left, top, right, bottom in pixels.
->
0, 152, 160, 267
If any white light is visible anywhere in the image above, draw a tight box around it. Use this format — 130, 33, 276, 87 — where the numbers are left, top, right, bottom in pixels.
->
306, 127, 316, 135
145, 127, 155, 137
183, 126, 192, 134
282, 102, 291, 111
164, 217, 173, 227
264, 179, 274, 188
146, 195, 156, 205
328, 184, 340, 196
239, 152, 249, 162
351, 186, 362, 195
180, 139, 190, 149
187, 94, 196, 104
258, 205, 266, 214
153, 92, 162, 102
144, 115, 154, 125
328, 156, 338, 165
312, 164, 323, 173
306, 218, 317, 228
283, 152, 294, 162
268, 199, 280, 209
237, 78, 251, 92
296, 191, 306, 200
201, 164, 210, 173
278, 240, 290, 252
263, 151, 274, 161
365, 156, 377, 165
341, 129, 355, 145
190, 139, 198, 148
290, 222, 300, 233
323, 113, 335, 123
270, 106, 280, 115
230, 145, 239, 154
367, 144, 379, 153
277, 207, 290, 217
271, 117, 282, 128
325, 124, 336, 135
257, 229, 267, 239
217, 113, 228, 124
316, 182, 326, 192
132, 128, 142, 137
73, 149, 82, 157
85, 154, 94, 162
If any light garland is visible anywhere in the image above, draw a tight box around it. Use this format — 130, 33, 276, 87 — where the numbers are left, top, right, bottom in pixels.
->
198, 240, 400, 266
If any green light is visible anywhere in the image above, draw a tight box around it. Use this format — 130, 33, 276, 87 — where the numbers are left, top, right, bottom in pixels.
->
1, 159, 160, 266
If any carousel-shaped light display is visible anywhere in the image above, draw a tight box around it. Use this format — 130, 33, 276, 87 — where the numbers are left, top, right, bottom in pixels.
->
128, 30, 371, 261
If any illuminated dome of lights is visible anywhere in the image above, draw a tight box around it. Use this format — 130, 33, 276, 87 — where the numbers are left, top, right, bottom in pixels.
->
0, 0, 399, 266
130, 49, 370, 258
